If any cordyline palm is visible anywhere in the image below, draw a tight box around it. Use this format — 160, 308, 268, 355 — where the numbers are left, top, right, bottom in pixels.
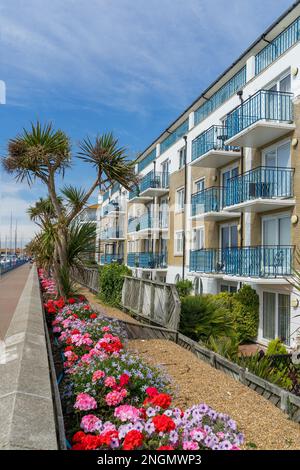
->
3, 122, 137, 297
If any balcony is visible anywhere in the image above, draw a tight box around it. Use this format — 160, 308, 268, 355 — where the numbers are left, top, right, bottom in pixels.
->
128, 212, 168, 235
191, 186, 240, 221
102, 200, 124, 217
191, 125, 240, 168
129, 171, 169, 202
223, 166, 295, 212
101, 254, 124, 265
127, 252, 168, 269
224, 90, 294, 148
100, 227, 125, 240
190, 245, 293, 279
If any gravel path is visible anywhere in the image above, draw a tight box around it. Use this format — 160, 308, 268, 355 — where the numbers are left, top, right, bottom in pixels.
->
79, 288, 300, 450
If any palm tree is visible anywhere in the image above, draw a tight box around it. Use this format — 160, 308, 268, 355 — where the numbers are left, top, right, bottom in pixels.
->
3, 122, 137, 297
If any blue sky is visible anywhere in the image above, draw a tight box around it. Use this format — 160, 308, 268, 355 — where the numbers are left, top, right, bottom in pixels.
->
0, 0, 294, 244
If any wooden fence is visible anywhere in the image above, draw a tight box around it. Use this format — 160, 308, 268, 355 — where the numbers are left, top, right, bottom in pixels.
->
71, 267, 99, 293
121, 276, 181, 331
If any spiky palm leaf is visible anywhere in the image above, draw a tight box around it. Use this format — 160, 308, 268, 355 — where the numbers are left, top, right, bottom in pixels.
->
61, 185, 88, 214
78, 132, 137, 191
67, 222, 96, 269
3, 121, 71, 185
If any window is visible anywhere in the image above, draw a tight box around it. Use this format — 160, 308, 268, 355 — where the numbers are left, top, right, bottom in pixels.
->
193, 228, 204, 250
176, 188, 185, 211
263, 292, 290, 345
175, 231, 184, 255
220, 284, 237, 294
179, 147, 186, 169
195, 178, 205, 193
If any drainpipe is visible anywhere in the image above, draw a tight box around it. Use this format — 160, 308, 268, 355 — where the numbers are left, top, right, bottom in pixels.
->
237, 90, 244, 249
182, 135, 188, 280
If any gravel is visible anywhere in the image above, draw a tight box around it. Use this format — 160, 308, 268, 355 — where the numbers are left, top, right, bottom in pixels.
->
80, 288, 300, 450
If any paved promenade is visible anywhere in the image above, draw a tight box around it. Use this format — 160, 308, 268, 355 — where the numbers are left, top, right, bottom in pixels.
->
0, 264, 31, 339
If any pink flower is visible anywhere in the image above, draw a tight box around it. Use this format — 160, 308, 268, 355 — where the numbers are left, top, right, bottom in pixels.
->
92, 370, 105, 382
102, 326, 110, 332
104, 376, 117, 388
114, 405, 140, 422
105, 390, 127, 407
183, 441, 199, 450
80, 414, 102, 433
74, 393, 97, 411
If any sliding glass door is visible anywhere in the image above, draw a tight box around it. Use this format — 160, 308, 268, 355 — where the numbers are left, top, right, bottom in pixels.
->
263, 292, 290, 345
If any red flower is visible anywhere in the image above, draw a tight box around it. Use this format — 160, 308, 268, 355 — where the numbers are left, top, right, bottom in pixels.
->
152, 415, 176, 433
71, 329, 80, 335
150, 393, 172, 409
119, 373, 130, 387
68, 297, 76, 304
72, 431, 86, 443
122, 430, 143, 450
64, 346, 74, 352
79, 295, 86, 302
98, 430, 118, 447
90, 313, 97, 319
146, 387, 159, 398
158, 445, 175, 450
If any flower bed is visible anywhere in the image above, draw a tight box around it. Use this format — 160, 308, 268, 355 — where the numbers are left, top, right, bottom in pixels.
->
40, 269, 244, 451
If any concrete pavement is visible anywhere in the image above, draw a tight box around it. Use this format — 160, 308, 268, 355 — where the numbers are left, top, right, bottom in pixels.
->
0, 264, 31, 339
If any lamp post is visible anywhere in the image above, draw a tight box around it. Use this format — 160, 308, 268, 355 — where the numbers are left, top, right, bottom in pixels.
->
182, 135, 188, 280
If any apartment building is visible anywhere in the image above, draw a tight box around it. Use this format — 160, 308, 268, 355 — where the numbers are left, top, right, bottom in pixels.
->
96, 1, 300, 348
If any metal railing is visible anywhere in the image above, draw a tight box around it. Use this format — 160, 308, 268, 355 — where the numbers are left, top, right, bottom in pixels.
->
191, 186, 224, 216
102, 200, 121, 216
127, 252, 168, 269
140, 170, 169, 193
255, 16, 300, 75
128, 212, 168, 232
100, 226, 124, 239
225, 90, 293, 139
190, 245, 294, 278
192, 125, 239, 162
100, 254, 124, 265
224, 166, 294, 207
138, 148, 156, 172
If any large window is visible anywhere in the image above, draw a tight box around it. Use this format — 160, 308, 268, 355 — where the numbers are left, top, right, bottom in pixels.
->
263, 292, 290, 345
178, 147, 186, 169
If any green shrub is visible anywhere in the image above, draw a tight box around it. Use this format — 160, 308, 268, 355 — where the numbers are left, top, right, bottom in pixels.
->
231, 285, 259, 343
98, 263, 131, 306
205, 335, 240, 360
176, 279, 193, 299
213, 291, 235, 311
180, 295, 235, 342
266, 338, 288, 356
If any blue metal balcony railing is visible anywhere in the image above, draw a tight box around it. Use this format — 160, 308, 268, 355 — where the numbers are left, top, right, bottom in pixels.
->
224, 90, 293, 139
190, 246, 293, 278
139, 212, 153, 230
224, 166, 294, 208
101, 254, 124, 265
100, 227, 124, 239
128, 217, 139, 233
192, 125, 239, 162
194, 66, 246, 126
160, 119, 189, 155
255, 17, 300, 75
129, 185, 139, 200
140, 171, 169, 193
191, 187, 223, 216
138, 148, 156, 172
102, 200, 120, 216
127, 252, 168, 269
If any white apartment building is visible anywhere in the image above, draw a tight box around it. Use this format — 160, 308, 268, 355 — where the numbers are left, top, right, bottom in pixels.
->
97, 1, 300, 348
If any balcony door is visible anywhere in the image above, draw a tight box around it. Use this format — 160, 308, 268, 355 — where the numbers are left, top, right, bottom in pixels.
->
262, 214, 291, 275
263, 292, 291, 345
220, 223, 238, 274
266, 73, 291, 120
222, 165, 239, 207
263, 141, 291, 197
161, 160, 169, 187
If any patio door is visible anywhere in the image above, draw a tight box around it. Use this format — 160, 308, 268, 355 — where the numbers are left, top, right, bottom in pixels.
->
161, 160, 169, 188
222, 166, 239, 207
266, 74, 291, 120
262, 215, 291, 275
220, 224, 238, 274
263, 292, 291, 345
264, 141, 291, 197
